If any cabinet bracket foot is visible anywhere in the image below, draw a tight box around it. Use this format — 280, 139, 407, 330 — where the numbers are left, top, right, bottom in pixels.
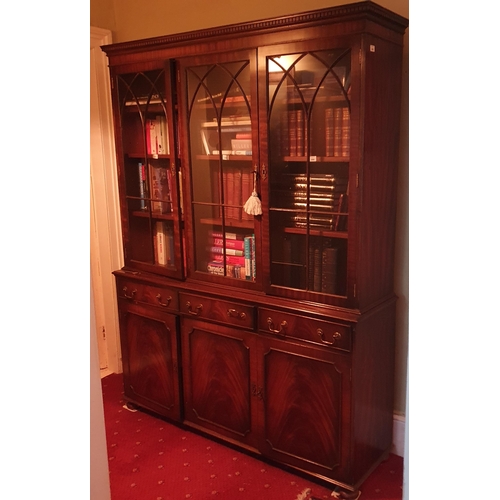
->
330, 487, 361, 499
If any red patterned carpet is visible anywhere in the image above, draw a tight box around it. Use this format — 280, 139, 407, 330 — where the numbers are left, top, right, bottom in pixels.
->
102, 373, 403, 500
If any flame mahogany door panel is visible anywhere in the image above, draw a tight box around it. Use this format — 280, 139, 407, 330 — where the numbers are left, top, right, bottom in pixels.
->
118, 300, 182, 422
181, 318, 259, 452
256, 335, 351, 483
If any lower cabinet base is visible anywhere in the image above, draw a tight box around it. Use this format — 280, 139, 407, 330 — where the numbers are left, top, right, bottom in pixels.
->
114, 274, 397, 492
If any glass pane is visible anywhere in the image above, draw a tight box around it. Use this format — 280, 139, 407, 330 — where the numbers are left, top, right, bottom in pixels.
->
117, 70, 177, 271
186, 60, 256, 281
267, 49, 350, 296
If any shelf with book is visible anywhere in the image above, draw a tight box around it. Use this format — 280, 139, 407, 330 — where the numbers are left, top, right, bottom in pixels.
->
113, 64, 183, 279
183, 54, 258, 284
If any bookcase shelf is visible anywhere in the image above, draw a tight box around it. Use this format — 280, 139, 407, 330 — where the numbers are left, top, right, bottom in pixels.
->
103, 3, 407, 493
130, 210, 175, 221
283, 226, 348, 239
123, 103, 165, 113
199, 218, 254, 230
283, 156, 350, 163
127, 153, 172, 159
196, 154, 252, 161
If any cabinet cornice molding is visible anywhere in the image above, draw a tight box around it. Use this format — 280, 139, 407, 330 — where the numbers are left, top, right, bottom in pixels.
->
102, 1, 408, 58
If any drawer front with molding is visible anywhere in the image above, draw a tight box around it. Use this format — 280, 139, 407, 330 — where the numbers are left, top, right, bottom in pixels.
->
258, 308, 351, 352
117, 279, 179, 311
179, 292, 255, 329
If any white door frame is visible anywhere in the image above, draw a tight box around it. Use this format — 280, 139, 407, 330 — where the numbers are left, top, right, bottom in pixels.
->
90, 26, 123, 374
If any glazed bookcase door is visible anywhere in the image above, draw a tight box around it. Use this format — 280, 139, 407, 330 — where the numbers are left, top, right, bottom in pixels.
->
115, 63, 183, 278
181, 51, 260, 287
259, 42, 353, 305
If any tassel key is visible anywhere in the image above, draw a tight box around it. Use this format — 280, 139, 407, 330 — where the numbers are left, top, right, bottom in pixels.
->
243, 169, 262, 216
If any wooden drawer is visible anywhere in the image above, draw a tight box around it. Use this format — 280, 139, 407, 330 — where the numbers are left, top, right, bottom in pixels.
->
179, 292, 255, 329
117, 278, 179, 311
258, 308, 351, 352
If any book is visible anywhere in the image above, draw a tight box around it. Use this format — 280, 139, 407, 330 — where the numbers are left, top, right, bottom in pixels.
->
138, 162, 147, 210
207, 261, 225, 276
210, 254, 246, 266
149, 164, 171, 214
147, 119, 158, 155
156, 115, 170, 155
288, 110, 297, 156
208, 231, 245, 240
241, 170, 253, 220
210, 237, 246, 250
155, 221, 167, 265
207, 246, 245, 256
244, 236, 252, 280
223, 171, 232, 219
325, 108, 334, 157
341, 107, 350, 157
333, 107, 342, 156
280, 111, 289, 156
321, 246, 338, 294
250, 235, 256, 281
164, 224, 174, 266
296, 109, 305, 157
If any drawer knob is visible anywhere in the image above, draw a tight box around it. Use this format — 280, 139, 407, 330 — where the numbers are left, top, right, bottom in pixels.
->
156, 294, 172, 307
267, 317, 287, 336
122, 287, 137, 300
317, 329, 341, 345
227, 308, 247, 320
186, 301, 203, 316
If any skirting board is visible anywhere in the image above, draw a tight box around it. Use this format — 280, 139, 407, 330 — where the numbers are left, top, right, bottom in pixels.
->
391, 414, 405, 457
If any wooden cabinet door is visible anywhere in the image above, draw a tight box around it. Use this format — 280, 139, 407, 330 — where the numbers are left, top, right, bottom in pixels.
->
181, 318, 259, 451
118, 300, 182, 421
256, 335, 352, 483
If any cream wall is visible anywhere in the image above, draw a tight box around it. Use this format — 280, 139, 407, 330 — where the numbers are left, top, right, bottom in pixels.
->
91, 0, 409, 416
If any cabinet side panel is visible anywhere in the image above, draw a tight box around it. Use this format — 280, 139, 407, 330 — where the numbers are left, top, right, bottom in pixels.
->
351, 300, 396, 483
358, 35, 404, 309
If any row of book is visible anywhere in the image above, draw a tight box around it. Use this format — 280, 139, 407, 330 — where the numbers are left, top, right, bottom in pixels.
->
280, 236, 339, 294
138, 162, 173, 214
279, 174, 348, 231
278, 106, 350, 158
146, 116, 170, 156
206, 231, 256, 281
325, 107, 350, 157
208, 168, 254, 221
307, 240, 339, 295
200, 122, 252, 156
154, 221, 175, 267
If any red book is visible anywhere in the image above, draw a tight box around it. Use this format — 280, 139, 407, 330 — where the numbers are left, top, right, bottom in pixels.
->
211, 238, 245, 250
211, 254, 246, 266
